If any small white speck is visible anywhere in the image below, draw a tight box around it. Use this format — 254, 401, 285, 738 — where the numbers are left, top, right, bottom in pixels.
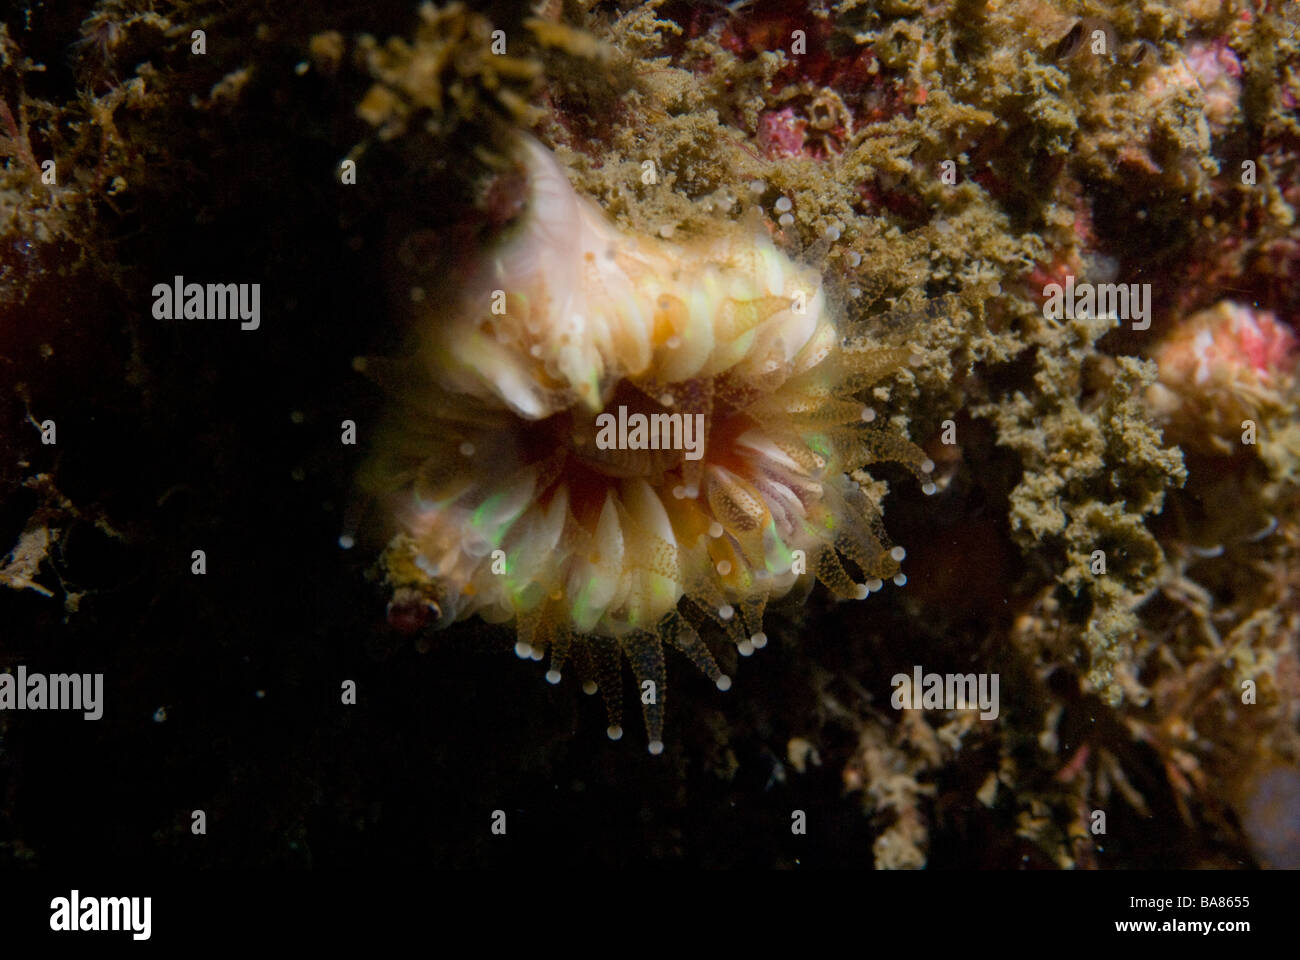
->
660, 394, 674, 406
658, 224, 675, 239
716, 560, 732, 575
648, 740, 665, 755
459, 441, 475, 456
848, 286, 862, 298
338, 534, 355, 550
824, 225, 841, 242
890, 546, 906, 562
684, 485, 699, 499
854, 583, 869, 599
582, 680, 598, 695
893, 573, 908, 587
529, 646, 545, 662
716, 675, 733, 691
545, 669, 562, 685
294, 61, 309, 75
708, 522, 724, 538
718, 603, 735, 620
861, 406, 876, 422
666, 335, 682, 349
750, 632, 767, 649
152, 707, 167, 723
921, 458, 935, 474
775, 196, 792, 212
515, 641, 533, 659
672, 485, 687, 499
737, 638, 755, 656
749, 179, 766, 194
923, 481, 938, 496
778, 213, 795, 228
847, 251, 862, 267
867, 578, 883, 592
607, 725, 623, 741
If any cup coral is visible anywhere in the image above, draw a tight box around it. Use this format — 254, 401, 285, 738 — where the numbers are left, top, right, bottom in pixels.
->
361, 133, 933, 751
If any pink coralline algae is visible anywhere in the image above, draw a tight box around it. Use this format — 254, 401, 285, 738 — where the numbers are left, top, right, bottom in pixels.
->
1148, 301, 1298, 452
757, 107, 808, 160
1139, 37, 1243, 137
1183, 38, 1243, 134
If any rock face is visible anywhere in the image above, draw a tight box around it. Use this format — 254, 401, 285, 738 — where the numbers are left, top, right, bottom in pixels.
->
1, 0, 1298, 870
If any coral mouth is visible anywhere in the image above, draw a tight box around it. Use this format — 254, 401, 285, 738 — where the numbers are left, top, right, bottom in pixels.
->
566, 379, 705, 480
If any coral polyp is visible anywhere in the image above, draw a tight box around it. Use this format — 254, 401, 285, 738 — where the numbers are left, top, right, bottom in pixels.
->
363, 133, 930, 750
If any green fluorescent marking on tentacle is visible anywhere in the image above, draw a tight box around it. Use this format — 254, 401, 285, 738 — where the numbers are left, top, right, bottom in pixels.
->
648, 577, 675, 607
571, 579, 601, 633
472, 492, 529, 547
582, 365, 601, 408
763, 518, 794, 573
